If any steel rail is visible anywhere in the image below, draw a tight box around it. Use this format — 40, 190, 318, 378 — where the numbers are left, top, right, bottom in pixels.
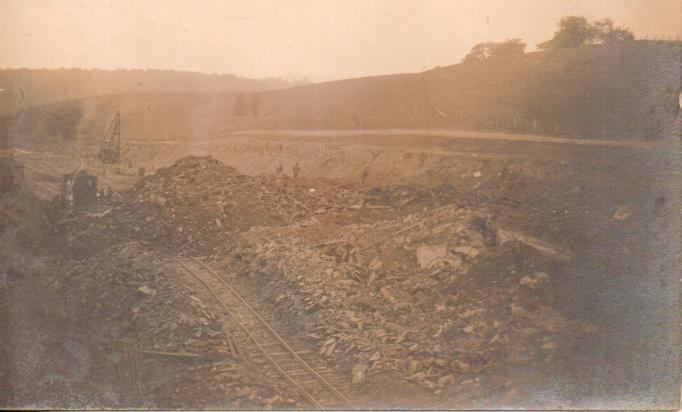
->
176, 256, 356, 410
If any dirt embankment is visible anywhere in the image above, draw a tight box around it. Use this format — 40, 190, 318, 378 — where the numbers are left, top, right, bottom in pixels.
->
0, 163, 117, 409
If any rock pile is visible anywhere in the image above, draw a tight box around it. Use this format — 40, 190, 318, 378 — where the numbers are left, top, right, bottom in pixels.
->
63, 156, 469, 256
55, 241, 302, 409
55, 155, 594, 407
65, 157, 361, 252
217, 203, 596, 405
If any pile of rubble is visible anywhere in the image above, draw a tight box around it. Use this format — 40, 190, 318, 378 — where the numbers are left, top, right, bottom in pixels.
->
55, 155, 594, 406
215, 203, 595, 405
0, 159, 54, 252
54, 241, 303, 409
65, 157, 357, 252
63, 156, 470, 255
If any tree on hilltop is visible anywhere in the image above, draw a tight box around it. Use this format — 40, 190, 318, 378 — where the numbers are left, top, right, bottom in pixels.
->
462, 39, 526, 63
538, 16, 634, 50
592, 18, 635, 43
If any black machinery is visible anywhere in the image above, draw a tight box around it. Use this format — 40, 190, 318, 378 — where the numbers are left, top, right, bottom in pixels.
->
59, 170, 98, 209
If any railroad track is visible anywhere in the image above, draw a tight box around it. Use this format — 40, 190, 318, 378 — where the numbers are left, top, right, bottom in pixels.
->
20, 163, 61, 197
175, 256, 356, 410
25, 175, 59, 197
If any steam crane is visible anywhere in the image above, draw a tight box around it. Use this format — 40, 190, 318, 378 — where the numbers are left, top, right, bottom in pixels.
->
98, 111, 121, 164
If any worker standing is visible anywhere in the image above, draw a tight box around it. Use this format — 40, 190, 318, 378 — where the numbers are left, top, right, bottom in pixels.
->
292, 162, 300, 181
275, 162, 283, 176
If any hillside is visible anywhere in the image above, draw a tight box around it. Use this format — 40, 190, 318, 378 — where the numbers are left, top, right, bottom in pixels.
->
4, 41, 680, 146
247, 41, 680, 139
0, 68, 302, 114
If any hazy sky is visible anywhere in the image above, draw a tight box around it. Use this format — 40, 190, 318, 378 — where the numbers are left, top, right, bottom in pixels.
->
1, 0, 679, 80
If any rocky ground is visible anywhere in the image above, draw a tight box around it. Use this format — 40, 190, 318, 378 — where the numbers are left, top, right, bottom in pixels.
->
3, 142, 678, 409
43, 156, 597, 408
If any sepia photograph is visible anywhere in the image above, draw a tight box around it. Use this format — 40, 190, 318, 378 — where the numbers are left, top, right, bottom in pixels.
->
0, 0, 680, 409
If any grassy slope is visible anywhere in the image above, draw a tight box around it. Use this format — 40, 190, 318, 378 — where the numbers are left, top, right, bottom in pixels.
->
249, 41, 680, 138
4, 41, 680, 146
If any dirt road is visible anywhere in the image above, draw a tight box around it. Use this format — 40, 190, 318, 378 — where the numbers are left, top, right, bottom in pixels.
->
223, 129, 667, 149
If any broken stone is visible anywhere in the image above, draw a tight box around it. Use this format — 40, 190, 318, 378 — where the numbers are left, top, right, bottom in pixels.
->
323, 341, 337, 357
453, 245, 479, 259
407, 358, 421, 374
368, 257, 383, 272
519, 272, 549, 288
351, 292, 372, 309
496, 227, 574, 262
422, 380, 437, 390
416, 245, 447, 269
454, 359, 470, 373
367, 271, 378, 286
137, 285, 156, 296
351, 362, 368, 385
385, 322, 409, 335
613, 204, 637, 221
395, 330, 410, 344
379, 286, 396, 303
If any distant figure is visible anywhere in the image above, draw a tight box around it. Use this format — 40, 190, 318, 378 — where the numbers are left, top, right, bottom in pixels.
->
292, 163, 300, 180
361, 166, 370, 184
275, 162, 283, 176
106, 186, 113, 200
138, 166, 145, 177
97, 188, 104, 202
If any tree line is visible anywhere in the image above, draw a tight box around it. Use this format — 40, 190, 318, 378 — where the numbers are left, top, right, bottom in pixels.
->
462, 16, 635, 63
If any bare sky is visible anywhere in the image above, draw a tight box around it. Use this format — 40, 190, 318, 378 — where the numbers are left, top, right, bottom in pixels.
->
1, 0, 679, 80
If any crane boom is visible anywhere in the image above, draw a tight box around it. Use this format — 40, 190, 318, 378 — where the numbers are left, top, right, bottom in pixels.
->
99, 111, 121, 164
